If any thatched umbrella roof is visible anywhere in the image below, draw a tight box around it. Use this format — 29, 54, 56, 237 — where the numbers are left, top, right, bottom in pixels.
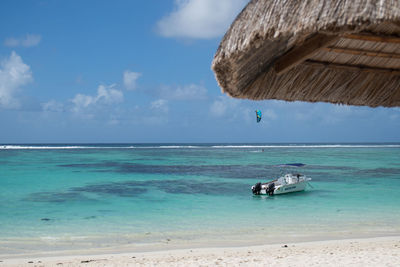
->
212, 0, 400, 107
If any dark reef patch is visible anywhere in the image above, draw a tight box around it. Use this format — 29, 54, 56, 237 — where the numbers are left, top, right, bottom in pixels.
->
84, 216, 97, 219
59, 161, 277, 179
72, 179, 247, 196
352, 168, 400, 178
24, 191, 89, 203
24, 178, 248, 203
72, 183, 146, 197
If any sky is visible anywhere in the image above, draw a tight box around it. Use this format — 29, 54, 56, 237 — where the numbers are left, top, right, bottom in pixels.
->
0, 0, 399, 143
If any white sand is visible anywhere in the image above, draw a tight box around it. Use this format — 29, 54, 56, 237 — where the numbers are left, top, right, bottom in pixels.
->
2, 236, 400, 266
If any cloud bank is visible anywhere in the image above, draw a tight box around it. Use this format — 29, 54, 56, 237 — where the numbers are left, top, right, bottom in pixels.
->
0, 51, 33, 108
157, 0, 248, 39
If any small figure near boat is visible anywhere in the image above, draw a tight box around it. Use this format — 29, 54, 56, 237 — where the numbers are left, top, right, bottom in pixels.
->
252, 173, 311, 196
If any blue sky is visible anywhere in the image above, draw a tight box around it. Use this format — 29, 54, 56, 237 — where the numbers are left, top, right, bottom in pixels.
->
0, 0, 399, 143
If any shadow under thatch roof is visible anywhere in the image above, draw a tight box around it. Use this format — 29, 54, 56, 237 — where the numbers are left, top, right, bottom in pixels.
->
212, 0, 400, 107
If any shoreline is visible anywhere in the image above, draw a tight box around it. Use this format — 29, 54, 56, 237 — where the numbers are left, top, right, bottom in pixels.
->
2, 230, 399, 258
2, 235, 400, 266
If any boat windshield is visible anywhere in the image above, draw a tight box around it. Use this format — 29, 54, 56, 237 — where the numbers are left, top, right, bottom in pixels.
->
277, 176, 286, 185
277, 174, 304, 185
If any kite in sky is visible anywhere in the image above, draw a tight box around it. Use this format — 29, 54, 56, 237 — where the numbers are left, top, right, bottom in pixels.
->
255, 110, 262, 123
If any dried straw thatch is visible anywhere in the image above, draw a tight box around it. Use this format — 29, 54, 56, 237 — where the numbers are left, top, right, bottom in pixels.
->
212, 0, 400, 107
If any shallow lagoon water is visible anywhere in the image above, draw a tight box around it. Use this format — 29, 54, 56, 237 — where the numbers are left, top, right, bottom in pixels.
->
1, 144, 399, 254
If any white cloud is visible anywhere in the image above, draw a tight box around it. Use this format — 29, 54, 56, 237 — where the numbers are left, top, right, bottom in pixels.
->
42, 100, 64, 112
209, 96, 239, 117
0, 51, 33, 108
71, 84, 123, 113
97, 84, 123, 104
123, 70, 141, 90
263, 109, 277, 120
145, 99, 170, 125
159, 83, 207, 100
157, 0, 248, 39
210, 98, 228, 117
4, 34, 41, 47
150, 99, 169, 113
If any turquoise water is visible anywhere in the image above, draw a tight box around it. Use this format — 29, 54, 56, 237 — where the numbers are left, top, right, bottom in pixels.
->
1, 144, 400, 254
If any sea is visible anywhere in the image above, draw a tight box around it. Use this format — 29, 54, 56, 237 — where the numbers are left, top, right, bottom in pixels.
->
1, 143, 400, 255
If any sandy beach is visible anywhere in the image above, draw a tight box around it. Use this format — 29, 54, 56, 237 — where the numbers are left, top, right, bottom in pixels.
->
2, 236, 399, 266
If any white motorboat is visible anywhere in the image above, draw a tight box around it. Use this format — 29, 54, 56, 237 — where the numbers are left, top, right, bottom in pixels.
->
251, 173, 311, 195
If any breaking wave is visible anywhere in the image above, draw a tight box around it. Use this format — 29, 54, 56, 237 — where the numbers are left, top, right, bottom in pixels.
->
1, 144, 399, 150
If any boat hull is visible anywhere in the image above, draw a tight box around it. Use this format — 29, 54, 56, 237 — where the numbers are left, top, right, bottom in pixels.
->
273, 181, 307, 194
251, 174, 311, 195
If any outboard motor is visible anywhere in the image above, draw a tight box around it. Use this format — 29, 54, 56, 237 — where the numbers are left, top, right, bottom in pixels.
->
266, 182, 275, 196
252, 182, 262, 195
